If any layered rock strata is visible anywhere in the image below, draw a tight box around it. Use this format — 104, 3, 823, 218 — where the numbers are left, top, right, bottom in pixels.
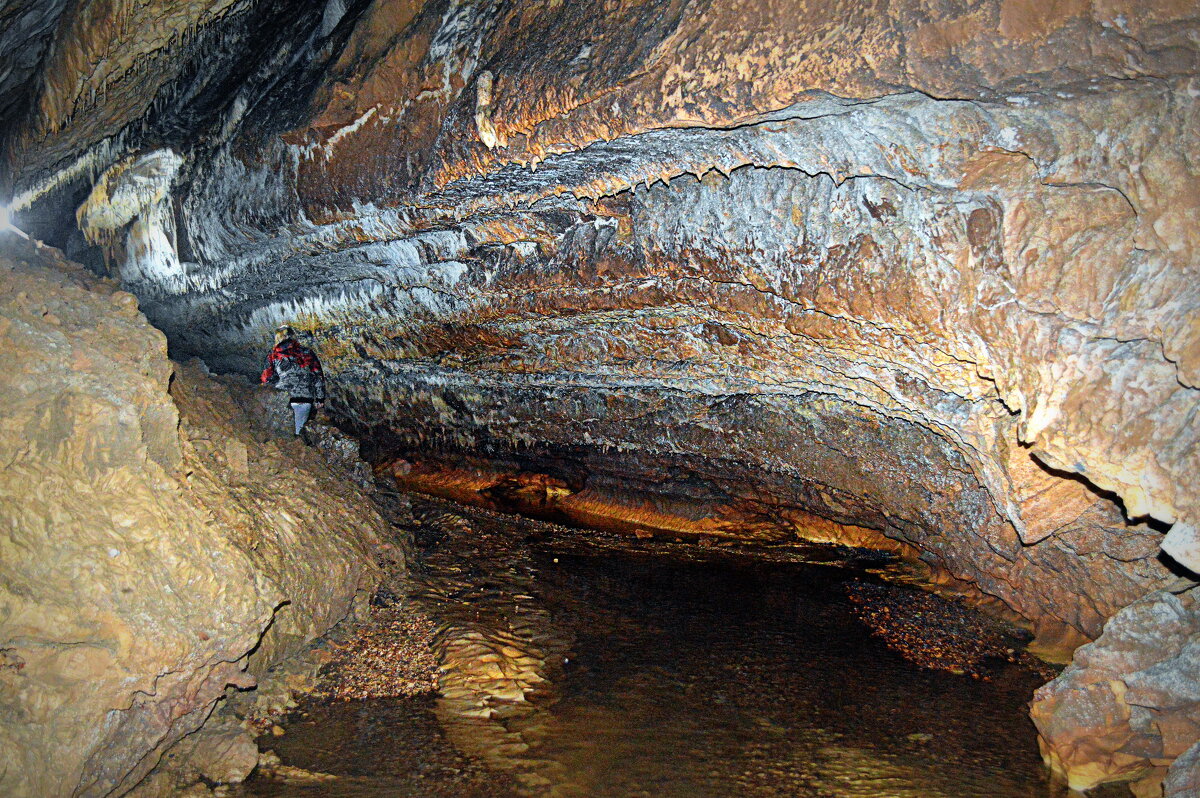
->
46, 2, 1192, 638
2, 0, 1199, 791
0, 238, 382, 797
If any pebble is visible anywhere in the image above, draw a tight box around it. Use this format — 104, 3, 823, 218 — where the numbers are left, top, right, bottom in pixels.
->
314, 606, 439, 701
846, 580, 1031, 677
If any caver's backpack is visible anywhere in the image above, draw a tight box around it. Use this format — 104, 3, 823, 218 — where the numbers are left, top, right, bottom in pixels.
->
261, 338, 325, 400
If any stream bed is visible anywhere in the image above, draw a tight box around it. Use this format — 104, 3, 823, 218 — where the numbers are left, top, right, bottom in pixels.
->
242, 496, 1122, 798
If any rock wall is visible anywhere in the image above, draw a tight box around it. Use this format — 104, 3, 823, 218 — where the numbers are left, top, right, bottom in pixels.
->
0, 237, 382, 797
145, 87, 1194, 650
90, 3, 1193, 616
3, 0, 1199, 791
1031, 590, 1200, 793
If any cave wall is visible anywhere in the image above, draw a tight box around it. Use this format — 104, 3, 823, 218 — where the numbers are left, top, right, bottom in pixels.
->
136, 84, 1197, 648
106, 0, 1198, 582
0, 238, 382, 797
2, 0, 1199, 791
5, 0, 1194, 658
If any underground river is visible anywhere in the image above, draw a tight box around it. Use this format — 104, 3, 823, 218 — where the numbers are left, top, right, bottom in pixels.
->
241, 494, 1129, 798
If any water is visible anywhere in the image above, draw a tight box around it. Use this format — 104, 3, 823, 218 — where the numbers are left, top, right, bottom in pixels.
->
244, 500, 1110, 798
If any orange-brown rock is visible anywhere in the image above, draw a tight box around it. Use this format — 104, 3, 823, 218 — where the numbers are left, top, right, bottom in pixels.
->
2, 0, 1199, 791
0, 237, 382, 797
387, 455, 913, 553
1031, 590, 1200, 792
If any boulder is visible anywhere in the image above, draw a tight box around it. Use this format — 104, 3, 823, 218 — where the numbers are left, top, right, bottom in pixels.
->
1031, 590, 1200, 791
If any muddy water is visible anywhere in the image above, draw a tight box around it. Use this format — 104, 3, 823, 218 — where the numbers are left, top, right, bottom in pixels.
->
245, 498, 1114, 798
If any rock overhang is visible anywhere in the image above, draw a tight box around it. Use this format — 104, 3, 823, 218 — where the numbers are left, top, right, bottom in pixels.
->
3, 0, 1199, 636
3, 1, 1200, 792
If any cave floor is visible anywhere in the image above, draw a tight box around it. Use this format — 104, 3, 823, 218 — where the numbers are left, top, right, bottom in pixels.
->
241, 495, 1130, 798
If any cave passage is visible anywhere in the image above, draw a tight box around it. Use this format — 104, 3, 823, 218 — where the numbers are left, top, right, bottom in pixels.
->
3, 0, 1199, 795
242, 493, 1106, 798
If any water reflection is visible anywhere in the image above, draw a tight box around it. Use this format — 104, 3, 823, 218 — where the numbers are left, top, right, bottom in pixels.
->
245, 499, 1105, 798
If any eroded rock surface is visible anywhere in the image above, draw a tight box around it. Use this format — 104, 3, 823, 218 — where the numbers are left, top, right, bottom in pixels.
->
2, 0, 1199, 791
0, 238, 382, 797
1165, 739, 1200, 798
1031, 589, 1200, 792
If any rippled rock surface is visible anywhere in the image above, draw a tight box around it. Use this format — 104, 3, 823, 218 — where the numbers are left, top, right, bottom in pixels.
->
3, 0, 1199, 790
0, 239, 382, 797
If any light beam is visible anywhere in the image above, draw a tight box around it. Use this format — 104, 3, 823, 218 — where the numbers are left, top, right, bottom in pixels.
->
0, 203, 32, 240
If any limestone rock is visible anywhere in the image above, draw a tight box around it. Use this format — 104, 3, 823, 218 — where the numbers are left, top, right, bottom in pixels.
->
0, 237, 382, 797
3, 0, 1199, 792
173, 720, 260, 785
1165, 739, 1200, 798
64, 3, 1191, 659
1030, 590, 1200, 791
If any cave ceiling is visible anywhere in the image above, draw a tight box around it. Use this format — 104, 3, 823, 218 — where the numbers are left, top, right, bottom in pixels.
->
2, 0, 1199, 644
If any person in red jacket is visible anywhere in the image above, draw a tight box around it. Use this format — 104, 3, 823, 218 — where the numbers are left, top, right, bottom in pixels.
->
261, 325, 326, 436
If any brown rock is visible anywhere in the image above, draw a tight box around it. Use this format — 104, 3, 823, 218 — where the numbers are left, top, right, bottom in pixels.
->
0, 238, 383, 797
1031, 590, 1200, 790
176, 722, 259, 785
